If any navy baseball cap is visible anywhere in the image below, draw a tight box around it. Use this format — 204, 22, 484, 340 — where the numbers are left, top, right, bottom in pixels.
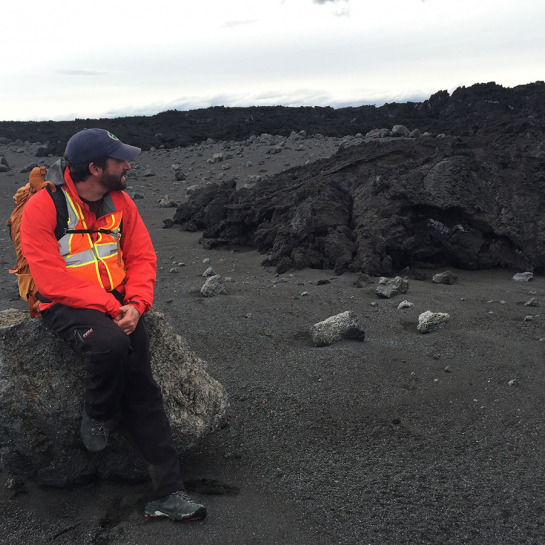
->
65, 128, 141, 164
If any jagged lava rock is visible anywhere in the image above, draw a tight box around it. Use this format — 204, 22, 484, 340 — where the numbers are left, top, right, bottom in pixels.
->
170, 132, 545, 275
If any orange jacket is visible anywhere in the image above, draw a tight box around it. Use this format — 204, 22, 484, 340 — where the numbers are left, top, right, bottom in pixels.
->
20, 160, 156, 317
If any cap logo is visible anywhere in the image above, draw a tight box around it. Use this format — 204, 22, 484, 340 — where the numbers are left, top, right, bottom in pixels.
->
107, 131, 120, 141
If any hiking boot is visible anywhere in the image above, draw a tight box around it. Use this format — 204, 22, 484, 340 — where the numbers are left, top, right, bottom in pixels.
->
144, 490, 207, 522
80, 409, 110, 452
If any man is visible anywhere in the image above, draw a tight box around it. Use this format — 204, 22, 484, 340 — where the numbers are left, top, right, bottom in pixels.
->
20, 128, 206, 522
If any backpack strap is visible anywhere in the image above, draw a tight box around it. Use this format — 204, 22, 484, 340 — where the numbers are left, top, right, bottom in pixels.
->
45, 185, 69, 240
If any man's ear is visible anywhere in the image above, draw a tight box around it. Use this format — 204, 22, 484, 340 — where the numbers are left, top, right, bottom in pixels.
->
89, 162, 102, 176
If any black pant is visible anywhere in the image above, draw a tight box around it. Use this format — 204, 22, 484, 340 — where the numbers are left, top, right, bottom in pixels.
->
41, 300, 184, 500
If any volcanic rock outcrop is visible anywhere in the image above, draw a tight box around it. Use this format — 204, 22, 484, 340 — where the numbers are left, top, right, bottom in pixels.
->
169, 133, 545, 275
0, 309, 228, 487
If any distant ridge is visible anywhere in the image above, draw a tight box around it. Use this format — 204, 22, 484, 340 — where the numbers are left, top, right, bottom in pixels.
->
0, 81, 543, 157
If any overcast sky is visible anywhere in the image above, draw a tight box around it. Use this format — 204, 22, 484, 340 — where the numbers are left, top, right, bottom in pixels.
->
2, 0, 543, 121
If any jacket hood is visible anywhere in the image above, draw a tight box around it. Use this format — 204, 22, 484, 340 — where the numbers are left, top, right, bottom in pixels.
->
44, 159, 67, 186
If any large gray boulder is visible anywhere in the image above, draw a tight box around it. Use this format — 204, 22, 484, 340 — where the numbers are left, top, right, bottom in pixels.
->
0, 309, 228, 486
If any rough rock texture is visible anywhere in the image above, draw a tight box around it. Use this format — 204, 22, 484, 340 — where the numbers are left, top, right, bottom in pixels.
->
201, 275, 227, 297
309, 311, 365, 346
432, 270, 459, 285
375, 276, 409, 299
0, 309, 228, 486
417, 310, 451, 333
170, 130, 545, 275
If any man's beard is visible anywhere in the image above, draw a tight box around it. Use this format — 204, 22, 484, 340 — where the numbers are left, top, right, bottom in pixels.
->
99, 171, 127, 191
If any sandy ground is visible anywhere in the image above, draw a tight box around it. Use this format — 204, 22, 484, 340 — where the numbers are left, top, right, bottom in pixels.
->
1, 137, 545, 545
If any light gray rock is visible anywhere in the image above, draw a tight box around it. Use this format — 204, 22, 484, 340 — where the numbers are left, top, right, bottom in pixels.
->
513, 272, 534, 282
0, 309, 228, 486
309, 310, 365, 347
432, 271, 459, 285
158, 195, 178, 208
209, 152, 225, 163
417, 310, 451, 333
267, 145, 283, 155
245, 175, 263, 186
288, 130, 306, 141
201, 275, 227, 297
375, 276, 409, 299
203, 266, 217, 277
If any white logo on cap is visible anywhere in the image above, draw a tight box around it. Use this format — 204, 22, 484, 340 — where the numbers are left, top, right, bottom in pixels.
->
107, 131, 120, 141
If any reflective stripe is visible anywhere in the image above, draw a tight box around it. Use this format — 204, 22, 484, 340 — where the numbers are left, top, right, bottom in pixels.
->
65, 249, 97, 267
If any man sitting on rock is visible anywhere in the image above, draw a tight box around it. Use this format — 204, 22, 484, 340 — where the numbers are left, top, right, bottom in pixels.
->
20, 128, 206, 522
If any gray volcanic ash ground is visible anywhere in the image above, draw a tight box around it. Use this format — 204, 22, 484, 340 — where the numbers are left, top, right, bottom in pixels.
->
1, 118, 545, 544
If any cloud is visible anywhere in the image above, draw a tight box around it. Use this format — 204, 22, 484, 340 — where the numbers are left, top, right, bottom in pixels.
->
56, 69, 107, 77
222, 19, 258, 28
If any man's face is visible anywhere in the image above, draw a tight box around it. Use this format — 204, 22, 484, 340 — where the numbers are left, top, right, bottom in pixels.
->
98, 158, 131, 191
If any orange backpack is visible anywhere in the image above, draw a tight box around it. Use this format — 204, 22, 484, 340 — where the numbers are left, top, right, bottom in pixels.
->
7, 167, 66, 317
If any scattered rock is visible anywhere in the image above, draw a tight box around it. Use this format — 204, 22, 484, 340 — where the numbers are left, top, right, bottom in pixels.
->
513, 272, 533, 282
158, 195, 178, 208
203, 266, 217, 277
309, 310, 365, 347
391, 124, 411, 137
432, 271, 458, 285
209, 152, 225, 163
201, 275, 227, 297
417, 310, 451, 333
375, 276, 409, 299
